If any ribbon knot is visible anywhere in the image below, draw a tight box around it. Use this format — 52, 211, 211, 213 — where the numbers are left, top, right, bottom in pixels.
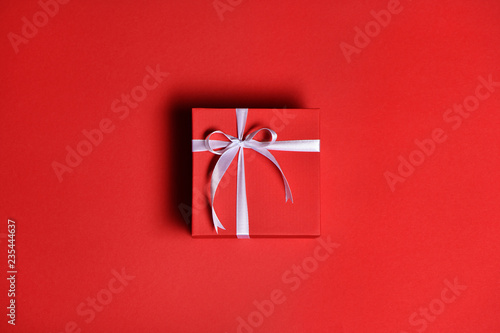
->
192, 108, 320, 238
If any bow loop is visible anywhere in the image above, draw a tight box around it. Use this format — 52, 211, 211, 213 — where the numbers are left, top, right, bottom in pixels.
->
204, 130, 238, 155
243, 128, 277, 149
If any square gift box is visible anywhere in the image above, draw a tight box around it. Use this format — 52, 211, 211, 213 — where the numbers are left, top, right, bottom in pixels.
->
191, 108, 320, 238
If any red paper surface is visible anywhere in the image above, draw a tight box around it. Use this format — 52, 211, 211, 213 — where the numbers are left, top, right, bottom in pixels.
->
192, 108, 320, 237
1, 0, 500, 332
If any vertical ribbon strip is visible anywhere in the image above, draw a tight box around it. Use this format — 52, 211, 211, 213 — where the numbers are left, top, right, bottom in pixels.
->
192, 108, 320, 238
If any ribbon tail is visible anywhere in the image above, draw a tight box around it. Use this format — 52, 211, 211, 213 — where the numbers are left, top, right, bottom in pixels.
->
236, 147, 250, 239
210, 146, 239, 233
250, 147, 293, 203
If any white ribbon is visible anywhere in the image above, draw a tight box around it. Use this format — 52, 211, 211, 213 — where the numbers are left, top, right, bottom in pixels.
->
192, 108, 320, 238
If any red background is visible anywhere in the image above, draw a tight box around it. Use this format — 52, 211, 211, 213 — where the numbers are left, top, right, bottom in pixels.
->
1, 0, 500, 332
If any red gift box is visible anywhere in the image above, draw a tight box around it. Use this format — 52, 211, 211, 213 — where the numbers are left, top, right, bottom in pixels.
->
191, 108, 320, 238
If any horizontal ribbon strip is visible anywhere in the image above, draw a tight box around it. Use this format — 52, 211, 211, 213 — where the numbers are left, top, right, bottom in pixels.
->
192, 139, 320, 152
